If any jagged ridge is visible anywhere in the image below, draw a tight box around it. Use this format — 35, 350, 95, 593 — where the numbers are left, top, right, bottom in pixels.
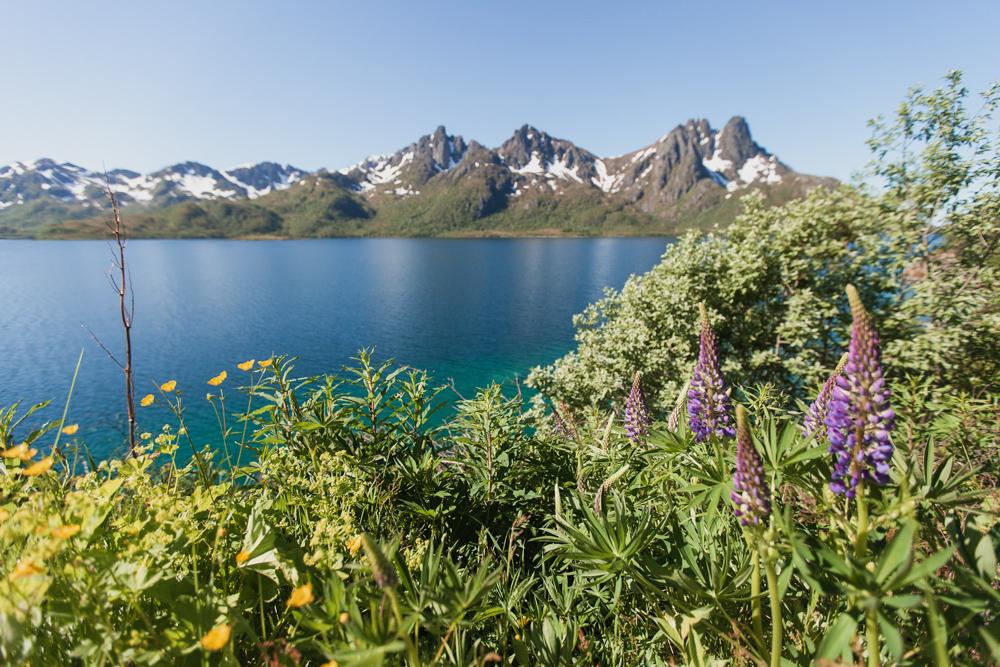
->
0, 117, 834, 237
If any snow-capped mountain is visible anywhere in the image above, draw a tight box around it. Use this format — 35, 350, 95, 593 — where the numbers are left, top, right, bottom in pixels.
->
338, 126, 469, 195
1, 117, 832, 237
326, 117, 812, 213
0, 159, 306, 210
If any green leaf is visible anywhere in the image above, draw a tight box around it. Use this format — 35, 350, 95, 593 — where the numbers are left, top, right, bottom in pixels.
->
974, 531, 997, 579
878, 612, 904, 660
896, 545, 956, 588
816, 613, 858, 661
876, 521, 915, 585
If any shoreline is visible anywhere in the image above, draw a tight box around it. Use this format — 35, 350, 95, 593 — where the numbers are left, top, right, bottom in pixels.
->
2, 232, 679, 241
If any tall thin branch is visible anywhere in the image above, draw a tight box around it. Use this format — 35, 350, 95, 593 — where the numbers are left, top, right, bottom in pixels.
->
106, 185, 137, 455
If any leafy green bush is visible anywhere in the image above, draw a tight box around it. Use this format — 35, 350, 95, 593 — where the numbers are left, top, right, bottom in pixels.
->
2, 337, 997, 665
528, 72, 1000, 411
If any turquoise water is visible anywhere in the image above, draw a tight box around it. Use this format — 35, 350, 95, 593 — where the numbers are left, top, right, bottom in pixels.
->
0, 238, 671, 459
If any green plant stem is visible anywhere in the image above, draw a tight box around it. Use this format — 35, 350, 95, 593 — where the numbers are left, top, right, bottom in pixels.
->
926, 595, 950, 667
855, 483, 880, 667
751, 550, 764, 646
855, 482, 869, 559
764, 560, 782, 667
51, 348, 84, 457
866, 609, 881, 667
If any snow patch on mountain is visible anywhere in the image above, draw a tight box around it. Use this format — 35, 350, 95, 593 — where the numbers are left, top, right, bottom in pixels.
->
737, 155, 782, 185
511, 153, 546, 176
591, 160, 622, 193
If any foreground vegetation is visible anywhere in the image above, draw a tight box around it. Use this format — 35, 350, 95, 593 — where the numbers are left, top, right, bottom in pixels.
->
1, 73, 998, 665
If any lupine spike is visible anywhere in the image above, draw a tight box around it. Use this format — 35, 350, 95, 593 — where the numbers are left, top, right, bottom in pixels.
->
554, 401, 578, 441
731, 404, 771, 526
823, 285, 895, 498
687, 303, 736, 441
803, 353, 849, 438
624, 372, 651, 443
666, 400, 682, 432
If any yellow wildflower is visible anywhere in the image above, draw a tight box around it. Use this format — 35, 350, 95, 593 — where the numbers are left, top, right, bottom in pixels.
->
200, 623, 231, 651
321, 661, 340, 667
61, 423, 79, 436
237, 359, 255, 371
338, 611, 350, 624
140, 432, 152, 440
22, 457, 54, 476
235, 549, 250, 566
2, 443, 35, 460
8, 559, 43, 581
207, 371, 227, 386
51, 524, 81, 540
140, 394, 155, 407
286, 582, 315, 608
258, 358, 273, 368
346, 534, 363, 556
160, 380, 177, 392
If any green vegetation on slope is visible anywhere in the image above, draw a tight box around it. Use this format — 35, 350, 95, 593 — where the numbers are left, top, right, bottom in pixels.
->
25, 165, 823, 239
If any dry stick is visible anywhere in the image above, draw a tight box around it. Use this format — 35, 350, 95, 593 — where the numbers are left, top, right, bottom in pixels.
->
106, 186, 137, 455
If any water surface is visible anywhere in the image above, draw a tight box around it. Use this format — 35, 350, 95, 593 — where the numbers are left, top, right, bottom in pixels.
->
0, 238, 671, 459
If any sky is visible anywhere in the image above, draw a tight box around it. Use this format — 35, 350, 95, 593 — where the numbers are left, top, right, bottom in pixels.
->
2, 1, 998, 181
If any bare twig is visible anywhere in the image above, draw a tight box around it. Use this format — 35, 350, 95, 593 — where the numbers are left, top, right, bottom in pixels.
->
80, 323, 123, 368
106, 184, 137, 455
445, 377, 467, 401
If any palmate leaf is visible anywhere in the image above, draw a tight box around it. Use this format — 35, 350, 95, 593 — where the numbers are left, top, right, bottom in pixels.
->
676, 444, 732, 521
539, 491, 662, 600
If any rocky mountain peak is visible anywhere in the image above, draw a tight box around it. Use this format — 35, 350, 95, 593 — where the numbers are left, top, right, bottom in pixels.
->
416, 125, 467, 172
226, 162, 306, 195
2, 115, 831, 235
714, 116, 764, 167
497, 125, 598, 184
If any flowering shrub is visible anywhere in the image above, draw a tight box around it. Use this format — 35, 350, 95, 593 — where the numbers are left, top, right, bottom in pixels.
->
0, 319, 997, 666
528, 73, 1000, 411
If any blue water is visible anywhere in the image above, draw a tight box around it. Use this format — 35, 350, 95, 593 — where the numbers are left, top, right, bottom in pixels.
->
0, 238, 671, 459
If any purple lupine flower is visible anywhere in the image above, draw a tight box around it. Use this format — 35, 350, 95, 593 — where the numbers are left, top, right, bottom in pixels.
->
731, 404, 771, 526
624, 372, 651, 443
824, 285, 895, 498
687, 304, 735, 441
803, 353, 849, 438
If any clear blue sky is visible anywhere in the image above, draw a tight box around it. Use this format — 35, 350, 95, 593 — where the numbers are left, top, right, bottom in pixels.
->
2, 1, 998, 180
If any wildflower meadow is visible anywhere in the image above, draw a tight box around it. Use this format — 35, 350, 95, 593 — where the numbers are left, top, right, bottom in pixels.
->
1, 74, 998, 666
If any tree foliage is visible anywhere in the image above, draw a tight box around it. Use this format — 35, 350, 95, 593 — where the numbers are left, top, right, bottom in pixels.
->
528, 72, 1000, 411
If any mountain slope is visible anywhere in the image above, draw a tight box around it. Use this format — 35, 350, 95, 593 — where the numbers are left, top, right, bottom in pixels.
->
3, 117, 835, 238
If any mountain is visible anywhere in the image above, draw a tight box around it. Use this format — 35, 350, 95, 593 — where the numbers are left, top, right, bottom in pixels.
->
0, 118, 835, 238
